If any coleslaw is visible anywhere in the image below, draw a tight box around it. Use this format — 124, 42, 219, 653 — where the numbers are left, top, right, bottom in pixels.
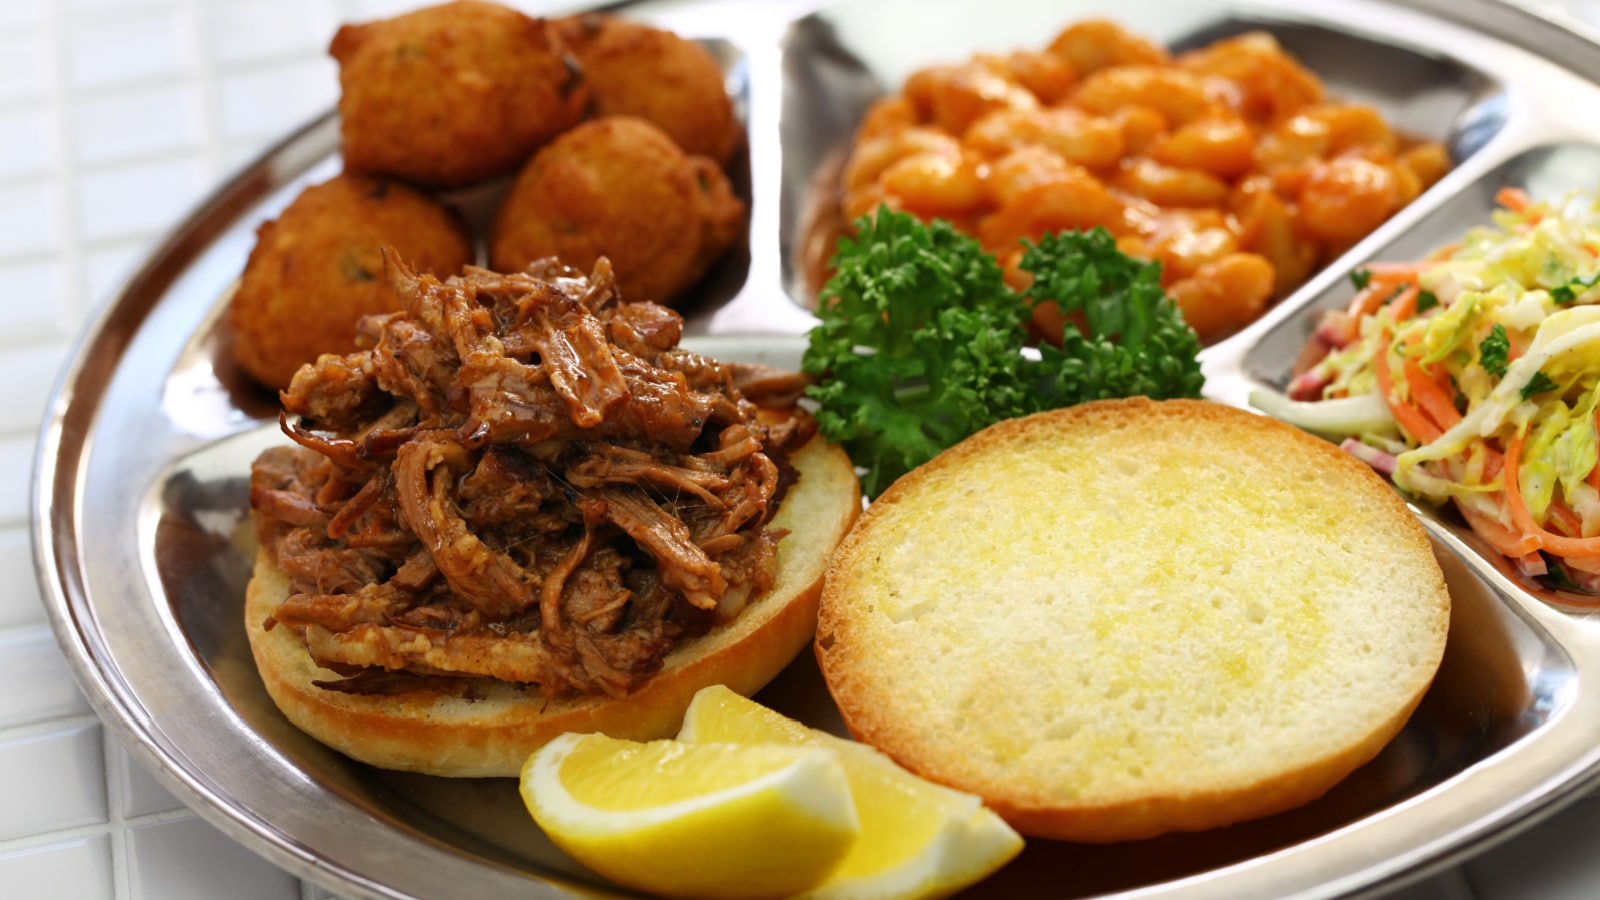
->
1252, 185, 1600, 591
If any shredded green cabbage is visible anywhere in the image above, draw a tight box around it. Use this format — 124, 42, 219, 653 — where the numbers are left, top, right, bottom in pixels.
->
1252, 185, 1600, 575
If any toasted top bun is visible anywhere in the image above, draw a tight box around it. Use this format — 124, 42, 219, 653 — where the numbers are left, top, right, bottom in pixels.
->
247, 435, 861, 778
816, 398, 1450, 842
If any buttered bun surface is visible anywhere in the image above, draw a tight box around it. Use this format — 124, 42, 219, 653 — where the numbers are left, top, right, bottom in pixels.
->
816, 398, 1450, 842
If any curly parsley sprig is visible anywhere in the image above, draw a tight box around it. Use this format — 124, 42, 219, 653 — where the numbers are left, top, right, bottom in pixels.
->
801, 209, 1204, 496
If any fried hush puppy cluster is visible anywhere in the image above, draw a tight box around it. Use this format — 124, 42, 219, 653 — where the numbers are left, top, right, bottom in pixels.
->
490, 117, 746, 306
231, 175, 473, 389
331, 1, 587, 190
836, 20, 1451, 343
229, 1, 745, 390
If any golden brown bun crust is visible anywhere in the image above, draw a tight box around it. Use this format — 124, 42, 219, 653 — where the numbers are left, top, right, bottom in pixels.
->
816, 398, 1450, 842
247, 435, 860, 777
228, 174, 473, 389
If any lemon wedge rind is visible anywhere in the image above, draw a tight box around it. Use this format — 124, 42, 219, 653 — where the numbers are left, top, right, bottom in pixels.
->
522, 732, 860, 900
680, 685, 1025, 900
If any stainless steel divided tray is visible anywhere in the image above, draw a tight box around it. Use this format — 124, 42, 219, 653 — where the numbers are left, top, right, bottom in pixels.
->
33, 0, 1600, 897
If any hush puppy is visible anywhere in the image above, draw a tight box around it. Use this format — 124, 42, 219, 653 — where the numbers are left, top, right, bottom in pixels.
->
230, 174, 473, 389
555, 13, 742, 164
330, 0, 587, 189
489, 116, 745, 305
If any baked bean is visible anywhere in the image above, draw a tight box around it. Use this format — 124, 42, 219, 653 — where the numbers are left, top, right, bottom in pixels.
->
1113, 157, 1230, 208
1178, 32, 1323, 122
1300, 156, 1399, 245
1399, 142, 1451, 189
1143, 211, 1239, 280
842, 182, 895, 222
858, 96, 919, 141
987, 145, 1076, 207
1167, 253, 1275, 341
965, 108, 1124, 170
905, 62, 1038, 135
1150, 117, 1256, 178
882, 151, 988, 217
1046, 19, 1168, 74
978, 169, 1122, 249
1073, 66, 1217, 125
1112, 105, 1168, 155
831, 19, 1451, 342
1255, 113, 1331, 171
1001, 50, 1076, 104
844, 128, 960, 192
1237, 189, 1314, 296
1315, 105, 1398, 156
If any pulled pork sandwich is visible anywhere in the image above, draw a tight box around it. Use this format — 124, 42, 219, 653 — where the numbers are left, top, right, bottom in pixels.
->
245, 250, 859, 776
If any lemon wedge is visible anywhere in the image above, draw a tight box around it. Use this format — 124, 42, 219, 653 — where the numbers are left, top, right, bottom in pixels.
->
521, 732, 859, 899
679, 685, 1025, 900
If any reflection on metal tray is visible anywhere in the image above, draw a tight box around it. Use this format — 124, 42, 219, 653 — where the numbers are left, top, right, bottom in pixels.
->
32, 1, 1600, 898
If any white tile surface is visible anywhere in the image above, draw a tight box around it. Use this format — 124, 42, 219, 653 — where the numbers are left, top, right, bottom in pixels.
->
84, 240, 150, 315
67, 10, 195, 91
0, 835, 115, 900
0, 721, 106, 842
215, 58, 339, 143
0, 342, 70, 436
202, 0, 340, 65
0, 435, 38, 527
0, 260, 71, 347
126, 817, 302, 900
0, 627, 90, 729
71, 83, 206, 167
111, 745, 185, 819
0, 181, 63, 259
0, 0, 49, 30
0, 106, 60, 182
78, 157, 210, 244
0, 528, 45, 630
0, 34, 53, 106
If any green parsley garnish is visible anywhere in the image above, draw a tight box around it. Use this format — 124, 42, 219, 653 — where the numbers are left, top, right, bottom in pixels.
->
1478, 324, 1510, 377
802, 209, 1204, 496
1350, 269, 1372, 291
1550, 272, 1600, 304
1521, 370, 1559, 400
1415, 290, 1439, 313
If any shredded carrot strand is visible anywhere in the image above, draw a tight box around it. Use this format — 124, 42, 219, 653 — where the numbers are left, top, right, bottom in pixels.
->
1374, 330, 1442, 444
1402, 357, 1461, 432
1388, 285, 1420, 322
1549, 500, 1585, 537
1346, 273, 1422, 319
1496, 186, 1533, 214
1504, 430, 1600, 558
1458, 502, 1542, 558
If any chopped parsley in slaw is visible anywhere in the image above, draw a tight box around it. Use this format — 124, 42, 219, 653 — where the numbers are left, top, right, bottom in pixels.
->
1252, 186, 1600, 591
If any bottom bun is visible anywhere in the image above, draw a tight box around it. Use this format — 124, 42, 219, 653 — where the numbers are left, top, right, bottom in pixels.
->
246, 435, 861, 777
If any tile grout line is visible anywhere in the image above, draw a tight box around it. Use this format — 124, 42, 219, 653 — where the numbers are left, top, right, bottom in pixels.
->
101, 722, 130, 900
41, 0, 112, 888
0, 808, 197, 858
0, 48, 326, 119
183, 0, 225, 186
44, 0, 88, 358
0, 711, 101, 745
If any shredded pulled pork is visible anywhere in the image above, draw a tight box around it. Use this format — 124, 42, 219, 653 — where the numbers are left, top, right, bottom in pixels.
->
249, 251, 815, 698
